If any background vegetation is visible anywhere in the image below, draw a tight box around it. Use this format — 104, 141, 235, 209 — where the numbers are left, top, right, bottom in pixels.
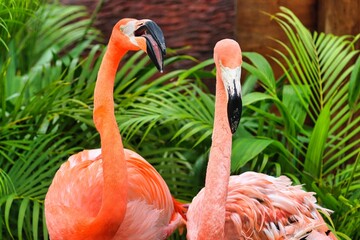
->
0, 0, 359, 239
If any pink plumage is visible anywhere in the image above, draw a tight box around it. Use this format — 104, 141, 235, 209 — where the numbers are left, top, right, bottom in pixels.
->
188, 172, 336, 239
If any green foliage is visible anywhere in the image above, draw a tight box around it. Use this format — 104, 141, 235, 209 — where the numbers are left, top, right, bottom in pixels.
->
119, 81, 214, 199
0, 0, 43, 52
0, 1, 103, 238
239, 7, 360, 239
0, 2, 359, 240
1, 134, 76, 239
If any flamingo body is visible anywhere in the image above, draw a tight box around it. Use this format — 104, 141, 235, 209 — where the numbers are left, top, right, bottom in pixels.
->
187, 172, 335, 240
186, 39, 336, 240
46, 149, 182, 239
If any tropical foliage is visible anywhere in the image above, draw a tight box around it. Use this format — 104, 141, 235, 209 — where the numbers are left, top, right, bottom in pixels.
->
240, 8, 360, 239
0, 2, 101, 238
0, 0, 359, 239
120, 7, 360, 240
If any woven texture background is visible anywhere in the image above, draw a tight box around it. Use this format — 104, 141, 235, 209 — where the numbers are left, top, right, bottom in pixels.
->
62, 0, 235, 63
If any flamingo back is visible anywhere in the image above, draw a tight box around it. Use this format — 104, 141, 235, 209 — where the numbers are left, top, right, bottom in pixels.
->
187, 172, 336, 240
45, 149, 184, 239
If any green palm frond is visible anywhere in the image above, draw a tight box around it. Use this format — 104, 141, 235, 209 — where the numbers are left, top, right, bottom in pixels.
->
118, 57, 215, 147
242, 52, 276, 96
210, 7, 360, 238
120, 83, 214, 146
27, 3, 99, 69
239, 7, 360, 238
0, 134, 77, 239
118, 81, 215, 200
0, 169, 15, 196
114, 52, 196, 100
1, 3, 99, 76
348, 56, 360, 110
0, 0, 43, 52
271, 7, 360, 183
0, 45, 100, 238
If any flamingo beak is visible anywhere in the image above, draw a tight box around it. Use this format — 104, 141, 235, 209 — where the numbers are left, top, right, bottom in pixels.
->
135, 20, 166, 72
221, 66, 242, 134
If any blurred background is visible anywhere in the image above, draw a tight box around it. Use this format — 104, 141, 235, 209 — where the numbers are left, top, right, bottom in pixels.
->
61, 0, 360, 76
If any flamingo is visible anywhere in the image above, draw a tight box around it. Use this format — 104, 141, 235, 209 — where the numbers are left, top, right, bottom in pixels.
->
45, 18, 185, 239
186, 39, 337, 240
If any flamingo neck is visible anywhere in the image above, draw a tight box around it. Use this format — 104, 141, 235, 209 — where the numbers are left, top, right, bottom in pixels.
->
90, 36, 128, 237
198, 71, 232, 239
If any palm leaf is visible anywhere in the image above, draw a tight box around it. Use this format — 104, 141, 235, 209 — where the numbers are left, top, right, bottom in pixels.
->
242, 52, 276, 96
272, 6, 360, 175
304, 101, 331, 182
348, 56, 360, 110
0, 0, 42, 53
238, 8, 359, 238
0, 133, 78, 239
261, 7, 360, 237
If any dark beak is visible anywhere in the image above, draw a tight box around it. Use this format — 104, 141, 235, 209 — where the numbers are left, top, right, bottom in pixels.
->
227, 83, 242, 134
135, 20, 166, 72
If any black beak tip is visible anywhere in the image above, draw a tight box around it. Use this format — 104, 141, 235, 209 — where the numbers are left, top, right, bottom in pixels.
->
230, 113, 241, 134
230, 122, 239, 134
228, 96, 242, 135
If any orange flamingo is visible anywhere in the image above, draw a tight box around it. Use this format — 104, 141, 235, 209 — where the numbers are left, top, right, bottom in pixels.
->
186, 39, 337, 240
45, 18, 184, 239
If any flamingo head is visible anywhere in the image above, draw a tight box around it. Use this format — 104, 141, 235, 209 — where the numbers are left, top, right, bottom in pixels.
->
214, 39, 243, 134
112, 18, 166, 72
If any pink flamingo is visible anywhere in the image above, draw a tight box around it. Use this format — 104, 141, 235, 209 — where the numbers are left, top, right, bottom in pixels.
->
186, 39, 337, 240
45, 18, 184, 239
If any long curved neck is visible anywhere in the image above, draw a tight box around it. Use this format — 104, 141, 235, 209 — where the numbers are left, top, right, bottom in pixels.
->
89, 36, 128, 237
198, 69, 232, 239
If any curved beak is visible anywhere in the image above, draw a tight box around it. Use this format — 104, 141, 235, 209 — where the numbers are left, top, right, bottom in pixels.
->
135, 20, 166, 72
221, 65, 242, 134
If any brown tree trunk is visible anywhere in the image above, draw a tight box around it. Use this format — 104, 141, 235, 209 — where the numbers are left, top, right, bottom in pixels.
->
235, 0, 317, 78
318, 0, 360, 50
318, 0, 360, 35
